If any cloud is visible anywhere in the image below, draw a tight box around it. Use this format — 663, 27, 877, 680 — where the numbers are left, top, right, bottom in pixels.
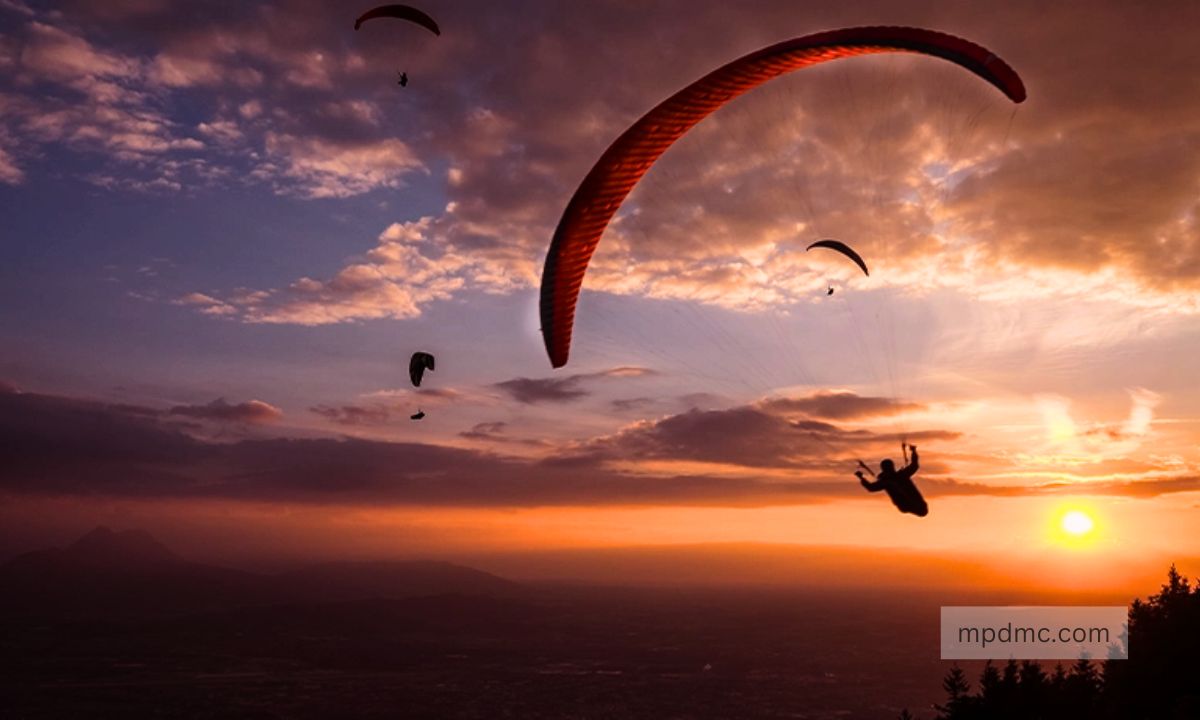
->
494, 376, 589, 405
173, 292, 237, 316
363, 387, 466, 404
591, 406, 823, 469
915, 475, 1200, 500
309, 403, 393, 426
576, 404, 960, 470
0, 144, 22, 184
0, 9, 421, 196
258, 132, 424, 199
760, 390, 924, 420
187, 219, 519, 325
1083, 388, 1161, 442
19, 22, 141, 84
494, 367, 655, 405
0, 387, 856, 507
458, 421, 507, 441
1, 21, 211, 190
166, 398, 282, 424
612, 397, 656, 412
4, 387, 1190, 508
1039, 476, 1200, 498
0, 387, 282, 448
0, 1, 34, 17
1034, 388, 1163, 460
196, 119, 243, 146
458, 421, 551, 447
0, 389, 208, 494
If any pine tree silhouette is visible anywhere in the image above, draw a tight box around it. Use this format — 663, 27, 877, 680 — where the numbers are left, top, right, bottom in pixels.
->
935, 665, 976, 719
1102, 564, 1199, 719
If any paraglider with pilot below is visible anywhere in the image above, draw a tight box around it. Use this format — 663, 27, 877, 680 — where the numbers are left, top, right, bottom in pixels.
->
354, 4, 440, 87
856, 444, 928, 516
806, 239, 870, 277
408, 351, 435, 420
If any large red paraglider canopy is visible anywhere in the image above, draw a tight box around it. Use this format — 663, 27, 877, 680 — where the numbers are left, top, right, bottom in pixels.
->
539, 26, 1026, 368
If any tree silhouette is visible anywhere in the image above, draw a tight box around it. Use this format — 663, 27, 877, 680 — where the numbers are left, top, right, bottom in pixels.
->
934, 665, 976, 719
1016, 660, 1047, 713
978, 660, 1003, 715
933, 566, 1199, 719
1057, 658, 1102, 717
1101, 564, 1200, 719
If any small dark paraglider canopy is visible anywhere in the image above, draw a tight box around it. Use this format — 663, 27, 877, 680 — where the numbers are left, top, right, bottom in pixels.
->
353, 4, 441, 35
409, 351, 435, 387
806, 239, 870, 277
410, 410, 426, 421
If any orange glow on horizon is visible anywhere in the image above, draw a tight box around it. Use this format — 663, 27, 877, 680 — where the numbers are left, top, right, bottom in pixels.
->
4, 492, 1195, 598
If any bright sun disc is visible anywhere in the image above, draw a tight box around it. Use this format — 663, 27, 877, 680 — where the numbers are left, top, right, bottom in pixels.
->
1061, 510, 1094, 536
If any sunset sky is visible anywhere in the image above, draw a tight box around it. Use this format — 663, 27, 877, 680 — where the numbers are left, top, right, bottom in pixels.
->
2, 0, 1198, 592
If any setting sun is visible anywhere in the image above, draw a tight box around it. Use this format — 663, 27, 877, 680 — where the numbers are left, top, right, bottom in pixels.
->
1061, 510, 1095, 537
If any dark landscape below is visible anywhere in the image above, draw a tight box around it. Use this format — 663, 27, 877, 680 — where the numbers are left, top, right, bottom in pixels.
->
0, 528, 1117, 719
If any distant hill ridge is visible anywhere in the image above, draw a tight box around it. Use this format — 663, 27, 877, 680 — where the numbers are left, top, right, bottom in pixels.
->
0, 527, 521, 620
4, 526, 182, 572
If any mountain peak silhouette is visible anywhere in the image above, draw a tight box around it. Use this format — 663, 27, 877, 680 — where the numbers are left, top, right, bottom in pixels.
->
61, 526, 181, 569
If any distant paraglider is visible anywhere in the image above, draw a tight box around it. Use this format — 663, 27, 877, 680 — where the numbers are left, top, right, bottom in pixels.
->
538, 26, 1026, 368
806, 239, 870, 278
408, 351, 435, 421
354, 5, 441, 87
